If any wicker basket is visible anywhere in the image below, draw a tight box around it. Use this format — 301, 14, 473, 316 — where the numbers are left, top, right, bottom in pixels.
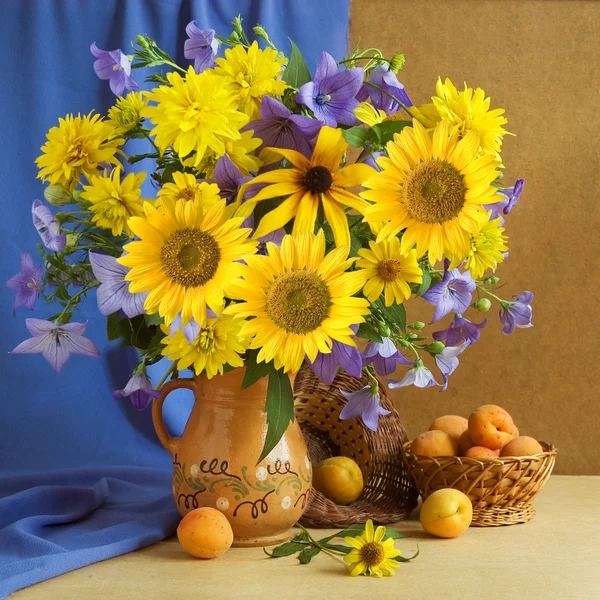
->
293, 368, 418, 528
402, 441, 557, 526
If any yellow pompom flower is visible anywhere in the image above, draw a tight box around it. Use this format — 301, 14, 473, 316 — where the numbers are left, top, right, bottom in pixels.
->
343, 519, 402, 577
36, 112, 123, 191
357, 238, 422, 306
142, 67, 248, 167
158, 172, 221, 209
81, 168, 148, 237
225, 229, 369, 374
160, 314, 248, 379
214, 41, 288, 119
242, 126, 375, 248
462, 212, 508, 278
410, 77, 511, 159
362, 119, 501, 264
354, 101, 387, 126
119, 198, 256, 326
107, 91, 148, 136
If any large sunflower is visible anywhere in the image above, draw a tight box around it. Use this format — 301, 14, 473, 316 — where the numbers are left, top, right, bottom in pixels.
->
224, 229, 369, 373
240, 126, 375, 248
119, 198, 256, 326
362, 119, 501, 264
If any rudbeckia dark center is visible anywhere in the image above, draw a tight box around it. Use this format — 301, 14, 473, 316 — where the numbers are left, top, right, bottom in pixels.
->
266, 270, 331, 334
361, 542, 385, 566
304, 166, 333, 194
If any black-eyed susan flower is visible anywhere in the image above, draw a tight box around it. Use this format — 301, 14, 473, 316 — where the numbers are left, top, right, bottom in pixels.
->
243, 126, 376, 248
356, 237, 422, 306
363, 119, 501, 264
118, 198, 256, 326
343, 519, 402, 577
224, 229, 369, 373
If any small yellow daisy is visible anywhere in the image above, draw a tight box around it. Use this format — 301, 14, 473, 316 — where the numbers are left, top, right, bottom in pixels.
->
462, 212, 508, 278
344, 520, 402, 577
158, 172, 221, 209
107, 91, 148, 136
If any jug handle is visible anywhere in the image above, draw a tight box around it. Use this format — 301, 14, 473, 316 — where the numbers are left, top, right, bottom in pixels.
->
152, 378, 197, 456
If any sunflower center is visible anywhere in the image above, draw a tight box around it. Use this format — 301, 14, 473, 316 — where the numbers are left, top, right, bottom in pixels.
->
265, 270, 331, 334
304, 166, 333, 194
361, 542, 385, 566
161, 229, 221, 288
403, 159, 466, 224
376, 259, 402, 282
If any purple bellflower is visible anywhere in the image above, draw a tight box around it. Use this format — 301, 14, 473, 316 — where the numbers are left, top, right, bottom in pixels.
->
90, 43, 138, 96
6, 252, 43, 310
309, 338, 363, 387
435, 343, 469, 392
114, 373, 161, 410
388, 360, 440, 390
32, 200, 66, 252
244, 96, 323, 158
499, 291, 534, 335
356, 64, 412, 115
433, 316, 487, 346
296, 52, 363, 127
339, 385, 391, 432
169, 314, 202, 344
362, 337, 413, 376
423, 268, 476, 323
209, 155, 252, 204
484, 179, 524, 222
89, 252, 147, 318
184, 23, 218, 73
12, 319, 99, 373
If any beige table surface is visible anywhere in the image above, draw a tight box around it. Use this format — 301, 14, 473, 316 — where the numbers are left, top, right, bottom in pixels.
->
11, 476, 600, 600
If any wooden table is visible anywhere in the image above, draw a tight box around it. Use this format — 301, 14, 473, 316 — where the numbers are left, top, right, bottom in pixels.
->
11, 476, 600, 599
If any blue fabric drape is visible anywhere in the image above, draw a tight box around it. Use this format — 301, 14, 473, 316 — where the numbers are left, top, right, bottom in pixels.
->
0, 1, 349, 596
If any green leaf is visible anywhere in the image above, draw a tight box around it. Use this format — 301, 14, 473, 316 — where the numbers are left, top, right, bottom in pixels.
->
242, 349, 276, 390
330, 524, 365, 540
342, 127, 369, 148
266, 541, 307, 558
396, 546, 420, 562
256, 369, 295, 464
357, 321, 383, 343
417, 268, 432, 297
127, 152, 159, 164
371, 121, 412, 145
292, 531, 310, 543
383, 529, 407, 540
106, 312, 122, 342
349, 233, 363, 258
298, 545, 321, 564
129, 315, 155, 350
322, 543, 352, 554
377, 300, 406, 332
282, 40, 311, 89
144, 313, 163, 327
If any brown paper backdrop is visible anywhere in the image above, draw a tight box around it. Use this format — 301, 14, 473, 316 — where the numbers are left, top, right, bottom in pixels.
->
350, 0, 600, 474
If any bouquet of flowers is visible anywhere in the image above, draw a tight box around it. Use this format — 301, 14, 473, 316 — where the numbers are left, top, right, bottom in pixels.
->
8, 16, 532, 462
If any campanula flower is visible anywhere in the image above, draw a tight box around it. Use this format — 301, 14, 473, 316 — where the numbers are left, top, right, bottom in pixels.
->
90, 43, 138, 96
32, 200, 66, 252
433, 316, 487, 346
499, 291, 533, 335
484, 179, 524, 222
435, 342, 469, 391
6, 252, 43, 310
339, 385, 391, 431
423, 268, 476, 323
356, 64, 412, 114
209, 155, 252, 204
309, 338, 363, 385
388, 360, 440, 389
113, 373, 161, 410
361, 336, 413, 376
184, 23, 218, 73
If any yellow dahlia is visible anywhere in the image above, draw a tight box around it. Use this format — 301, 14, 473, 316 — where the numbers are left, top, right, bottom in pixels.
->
363, 119, 501, 264
214, 41, 288, 119
354, 101, 387, 126
410, 77, 511, 159
36, 112, 123, 191
107, 91, 148, 136
357, 238, 422, 306
119, 198, 256, 326
81, 169, 148, 237
160, 314, 248, 379
242, 126, 375, 248
462, 212, 508, 278
158, 172, 221, 209
142, 67, 248, 167
225, 229, 369, 373
344, 519, 402, 577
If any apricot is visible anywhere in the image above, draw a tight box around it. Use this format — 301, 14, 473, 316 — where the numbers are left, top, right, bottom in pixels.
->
312, 456, 364, 505
468, 405, 516, 450
500, 436, 543, 457
457, 430, 475, 456
466, 446, 500, 459
420, 488, 472, 538
411, 430, 458, 457
177, 507, 233, 559
429, 415, 468, 441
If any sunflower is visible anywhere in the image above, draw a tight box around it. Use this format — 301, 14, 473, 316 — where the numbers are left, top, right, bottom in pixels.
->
158, 172, 221, 209
160, 314, 248, 379
461, 212, 508, 278
224, 229, 369, 373
343, 519, 402, 577
81, 168, 148, 237
118, 198, 256, 326
357, 238, 422, 306
410, 77, 511, 159
142, 67, 248, 167
241, 126, 375, 248
36, 112, 123, 191
362, 119, 501, 264
107, 91, 148, 136
214, 41, 288, 119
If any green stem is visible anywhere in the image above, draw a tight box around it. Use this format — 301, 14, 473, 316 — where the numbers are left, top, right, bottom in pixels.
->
476, 284, 505, 304
295, 524, 346, 562
338, 56, 387, 65
155, 362, 177, 390
364, 81, 413, 117
54, 281, 100, 325
140, 128, 161, 154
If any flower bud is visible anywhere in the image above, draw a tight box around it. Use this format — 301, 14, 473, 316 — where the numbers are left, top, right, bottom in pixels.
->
229, 31, 241, 43
389, 53, 405, 73
407, 333, 419, 340
473, 298, 492, 312
66, 233, 81, 248
483, 276, 500, 284
44, 184, 73, 207
135, 35, 149, 48
253, 25, 268, 39
425, 341, 445, 355
408, 321, 425, 330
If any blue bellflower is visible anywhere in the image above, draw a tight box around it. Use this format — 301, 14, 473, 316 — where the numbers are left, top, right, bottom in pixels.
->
339, 385, 391, 431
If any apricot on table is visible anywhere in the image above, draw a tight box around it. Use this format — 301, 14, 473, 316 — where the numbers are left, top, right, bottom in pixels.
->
468, 405, 516, 450
500, 436, 544, 457
312, 456, 364, 505
429, 415, 468, 441
420, 488, 473, 538
411, 430, 458, 457
177, 507, 233, 559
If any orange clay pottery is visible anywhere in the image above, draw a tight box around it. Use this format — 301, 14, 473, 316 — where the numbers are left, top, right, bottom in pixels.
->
152, 367, 312, 547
